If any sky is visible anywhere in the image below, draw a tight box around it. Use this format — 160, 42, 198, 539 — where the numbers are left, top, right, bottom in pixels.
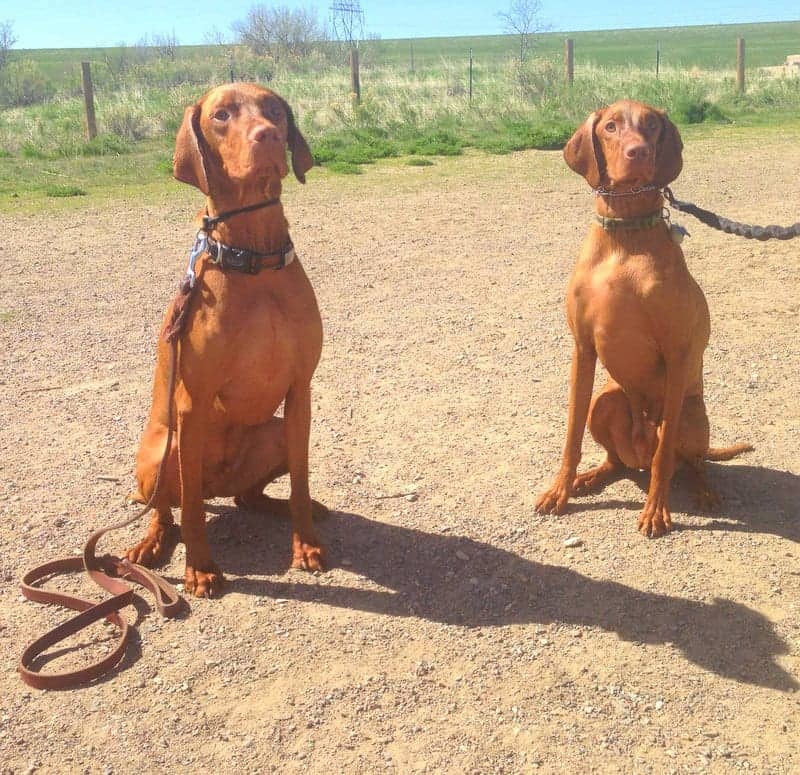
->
2, 0, 798, 50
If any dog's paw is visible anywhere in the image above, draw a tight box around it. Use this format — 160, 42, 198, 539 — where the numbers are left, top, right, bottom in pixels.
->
291, 533, 325, 572
572, 460, 620, 496
184, 563, 224, 598
124, 524, 178, 567
535, 478, 572, 515
638, 498, 672, 538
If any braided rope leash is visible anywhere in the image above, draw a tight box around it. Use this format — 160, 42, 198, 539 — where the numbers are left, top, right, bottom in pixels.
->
663, 187, 800, 241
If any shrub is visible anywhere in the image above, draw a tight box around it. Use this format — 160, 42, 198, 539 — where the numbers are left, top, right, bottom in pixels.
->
0, 60, 55, 107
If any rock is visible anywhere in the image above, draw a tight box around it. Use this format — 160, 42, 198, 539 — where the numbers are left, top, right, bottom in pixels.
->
563, 536, 583, 548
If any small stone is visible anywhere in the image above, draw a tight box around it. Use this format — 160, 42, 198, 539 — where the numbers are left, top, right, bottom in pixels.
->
455, 550, 469, 562
405, 492, 418, 502
563, 536, 583, 548
341, 559, 353, 566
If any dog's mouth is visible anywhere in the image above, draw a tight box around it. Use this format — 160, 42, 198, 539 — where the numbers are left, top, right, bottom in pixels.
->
248, 143, 289, 180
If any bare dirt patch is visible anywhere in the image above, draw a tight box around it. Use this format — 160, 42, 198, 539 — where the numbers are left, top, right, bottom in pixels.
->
1, 130, 799, 773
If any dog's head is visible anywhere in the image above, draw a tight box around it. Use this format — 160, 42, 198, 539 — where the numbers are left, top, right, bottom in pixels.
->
173, 83, 314, 196
563, 100, 683, 190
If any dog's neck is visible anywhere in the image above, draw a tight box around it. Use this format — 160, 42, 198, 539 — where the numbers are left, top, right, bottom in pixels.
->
203, 184, 290, 254
594, 187, 664, 220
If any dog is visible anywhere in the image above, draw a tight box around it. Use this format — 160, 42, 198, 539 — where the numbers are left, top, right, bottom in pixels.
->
536, 99, 751, 536
125, 83, 325, 596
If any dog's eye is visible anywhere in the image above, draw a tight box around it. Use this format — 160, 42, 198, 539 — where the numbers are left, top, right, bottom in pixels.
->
605, 121, 616, 133
266, 104, 283, 121
212, 109, 230, 122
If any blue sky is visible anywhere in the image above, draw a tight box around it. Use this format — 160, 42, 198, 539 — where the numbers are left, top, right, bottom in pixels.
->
4, 0, 798, 49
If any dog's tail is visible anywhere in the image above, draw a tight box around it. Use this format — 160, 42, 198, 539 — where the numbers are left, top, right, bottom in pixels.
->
705, 442, 754, 461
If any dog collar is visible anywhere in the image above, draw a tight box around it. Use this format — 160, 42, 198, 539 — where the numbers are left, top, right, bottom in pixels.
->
206, 236, 295, 274
594, 211, 665, 231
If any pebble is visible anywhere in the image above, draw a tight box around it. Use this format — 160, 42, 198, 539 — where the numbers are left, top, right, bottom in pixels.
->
455, 550, 469, 561
563, 536, 583, 548
405, 492, 418, 502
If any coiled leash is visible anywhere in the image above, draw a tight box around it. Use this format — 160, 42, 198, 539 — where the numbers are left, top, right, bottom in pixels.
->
663, 187, 800, 241
18, 198, 284, 689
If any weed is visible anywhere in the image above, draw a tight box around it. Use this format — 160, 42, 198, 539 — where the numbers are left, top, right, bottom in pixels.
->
45, 185, 87, 197
324, 161, 363, 174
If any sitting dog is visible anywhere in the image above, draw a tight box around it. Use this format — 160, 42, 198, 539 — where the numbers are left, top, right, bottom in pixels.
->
536, 99, 751, 536
126, 83, 325, 596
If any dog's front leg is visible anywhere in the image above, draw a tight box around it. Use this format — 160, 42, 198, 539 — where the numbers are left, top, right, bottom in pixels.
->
638, 355, 688, 537
177, 390, 223, 596
284, 382, 324, 571
536, 341, 597, 514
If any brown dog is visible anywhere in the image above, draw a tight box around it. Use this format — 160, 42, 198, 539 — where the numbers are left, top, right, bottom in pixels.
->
536, 99, 751, 536
125, 83, 324, 596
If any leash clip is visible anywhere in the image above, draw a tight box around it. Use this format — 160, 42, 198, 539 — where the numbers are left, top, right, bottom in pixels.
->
185, 230, 208, 288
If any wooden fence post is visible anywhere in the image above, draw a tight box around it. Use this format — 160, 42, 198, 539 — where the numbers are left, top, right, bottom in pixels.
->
350, 47, 360, 104
468, 48, 473, 104
80, 62, 97, 141
565, 39, 574, 85
737, 38, 745, 92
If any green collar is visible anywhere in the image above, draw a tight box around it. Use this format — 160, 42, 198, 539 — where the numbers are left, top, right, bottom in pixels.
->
594, 211, 665, 231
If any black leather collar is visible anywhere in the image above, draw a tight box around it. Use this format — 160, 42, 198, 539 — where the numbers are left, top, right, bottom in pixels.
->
206, 237, 295, 274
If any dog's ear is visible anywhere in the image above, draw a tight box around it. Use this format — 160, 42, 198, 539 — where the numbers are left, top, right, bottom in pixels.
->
279, 98, 314, 184
173, 103, 210, 194
563, 110, 604, 189
653, 110, 683, 187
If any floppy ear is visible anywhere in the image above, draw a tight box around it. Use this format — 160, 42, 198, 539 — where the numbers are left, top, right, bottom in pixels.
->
563, 110, 604, 189
653, 110, 683, 187
173, 103, 210, 194
280, 98, 314, 184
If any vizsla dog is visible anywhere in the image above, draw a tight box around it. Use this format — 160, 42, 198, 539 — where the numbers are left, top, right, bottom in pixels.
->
536, 99, 751, 536
125, 83, 324, 596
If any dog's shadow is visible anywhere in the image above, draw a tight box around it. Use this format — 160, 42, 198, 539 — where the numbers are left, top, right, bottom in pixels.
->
573, 462, 800, 543
206, 465, 799, 692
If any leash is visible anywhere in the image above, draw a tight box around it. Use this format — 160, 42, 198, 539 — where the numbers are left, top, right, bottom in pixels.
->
18, 335, 185, 689
18, 200, 293, 688
662, 188, 800, 241
17, 244, 205, 688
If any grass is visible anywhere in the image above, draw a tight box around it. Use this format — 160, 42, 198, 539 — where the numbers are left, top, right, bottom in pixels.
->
45, 184, 87, 197
2, 21, 800, 205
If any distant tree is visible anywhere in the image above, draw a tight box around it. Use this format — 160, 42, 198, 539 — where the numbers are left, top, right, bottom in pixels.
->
153, 30, 179, 61
232, 4, 328, 62
497, 0, 546, 62
0, 20, 17, 70
204, 26, 233, 47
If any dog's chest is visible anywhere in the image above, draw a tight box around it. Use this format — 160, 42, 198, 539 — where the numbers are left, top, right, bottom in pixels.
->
193, 285, 322, 424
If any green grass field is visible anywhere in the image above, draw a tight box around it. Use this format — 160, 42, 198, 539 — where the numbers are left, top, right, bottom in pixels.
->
13, 20, 800, 74
2, 20, 800, 208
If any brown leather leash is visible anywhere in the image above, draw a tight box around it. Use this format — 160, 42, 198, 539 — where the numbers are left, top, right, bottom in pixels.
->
18, 200, 282, 689
18, 284, 192, 689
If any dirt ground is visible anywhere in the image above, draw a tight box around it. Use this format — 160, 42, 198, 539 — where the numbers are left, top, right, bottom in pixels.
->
1, 127, 799, 774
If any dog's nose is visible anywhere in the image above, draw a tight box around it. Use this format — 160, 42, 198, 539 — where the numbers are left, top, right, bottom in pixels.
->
249, 122, 281, 144
624, 143, 650, 161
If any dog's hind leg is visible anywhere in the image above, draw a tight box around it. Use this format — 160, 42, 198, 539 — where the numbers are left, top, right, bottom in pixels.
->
233, 416, 328, 519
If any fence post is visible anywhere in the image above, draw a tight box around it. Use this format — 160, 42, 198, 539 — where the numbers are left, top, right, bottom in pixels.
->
565, 38, 574, 85
229, 51, 235, 83
350, 47, 360, 104
468, 48, 473, 104
737, 38, 745, 92
80, 62, 97, 141
656, 40, 660, 78
410, 41, 414, 73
